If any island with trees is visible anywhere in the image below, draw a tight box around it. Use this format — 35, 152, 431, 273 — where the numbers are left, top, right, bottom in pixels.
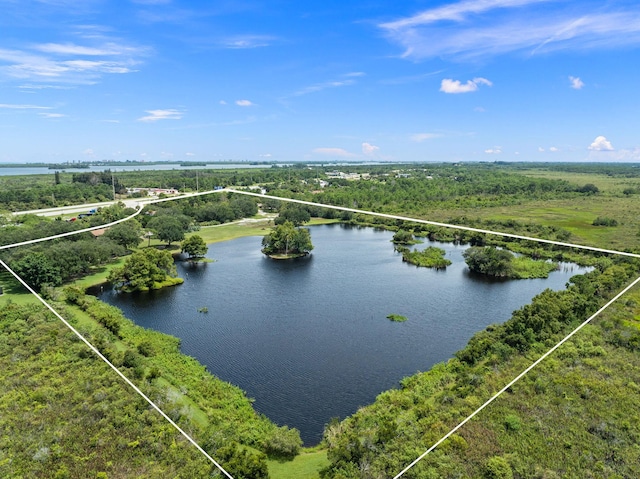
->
261, 221, 314, 259
463, 246, 559, 279
401, 245, 452, 269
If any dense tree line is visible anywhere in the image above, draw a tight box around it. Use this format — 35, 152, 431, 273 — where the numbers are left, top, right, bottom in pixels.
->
0, 162, 616, 212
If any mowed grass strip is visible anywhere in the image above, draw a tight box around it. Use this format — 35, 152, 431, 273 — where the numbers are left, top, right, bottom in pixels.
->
268, 450, 329, 479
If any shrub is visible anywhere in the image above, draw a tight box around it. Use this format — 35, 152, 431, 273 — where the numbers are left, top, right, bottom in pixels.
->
485, 456, 513, 479
592, 216, 618, 226
263, 426, 303, 460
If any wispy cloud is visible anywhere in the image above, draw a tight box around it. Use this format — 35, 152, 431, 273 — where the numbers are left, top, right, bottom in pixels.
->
219, 35, 277, 49
293, 79, 356, 97
440, 77, 492, 93
39, 112, 66, 118
569, 75, 584, 89
362, 142, 380, 156
137, 109, 183, 122
380, 70, 443, 85
235, 99, 254, 107
312, 147, 357, 158
290, 72, 363, 97
379, 0, 640, 60
411, 132, 443, 142
0, 36, 148, 85
484, 146, 503, 154
0, 103, 52, 109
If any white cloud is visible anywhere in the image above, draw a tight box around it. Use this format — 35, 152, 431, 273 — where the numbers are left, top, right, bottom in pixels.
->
549, 146, 559, 152
312, 147, 357, 158
235, 99, 254, 107
440, 77, 492, 94
538, 147, 545, 152
39, 112, 66, 118
379, 1, 640, 60
137, 109, 183, 122
220, 35, 277, 49
0, 103, 52, 109
259, 153, 273, 158
83, 148, 95, 156
219, 100, 227, 105
0, 37, 148, 85
588, 135, 614, 151
411, 133, 442, 142
362, 143, 380, 156
185, 152, 196, 156
34, 42, 131, 56
484, 147, 502, 154
293, 79, 356, 97
569, 76, 584, 89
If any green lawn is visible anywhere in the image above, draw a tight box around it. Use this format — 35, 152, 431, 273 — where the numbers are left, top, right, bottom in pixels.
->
190, 217, 339, 245
268, 450, 329, 479
0, 269, 36, 306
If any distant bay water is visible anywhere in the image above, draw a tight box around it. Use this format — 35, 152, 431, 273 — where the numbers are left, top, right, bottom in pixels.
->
94, 224, 590, 445
0, 163, 272, 176
0, 161, 387, 176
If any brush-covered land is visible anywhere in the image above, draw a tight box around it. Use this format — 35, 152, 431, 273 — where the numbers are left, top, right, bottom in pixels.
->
2, 162, 640, 478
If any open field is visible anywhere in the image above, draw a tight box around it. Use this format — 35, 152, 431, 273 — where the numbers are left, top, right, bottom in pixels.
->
516, 168, 640, 195
268, 450, 329, 479
425, 196, 640, 251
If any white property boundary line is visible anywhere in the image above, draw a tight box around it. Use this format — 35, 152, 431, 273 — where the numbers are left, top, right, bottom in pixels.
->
3, 188, 640, 478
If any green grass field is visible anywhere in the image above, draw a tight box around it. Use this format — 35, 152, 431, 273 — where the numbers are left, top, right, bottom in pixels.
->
268, 450, 329, 479
425, 196, 640, 251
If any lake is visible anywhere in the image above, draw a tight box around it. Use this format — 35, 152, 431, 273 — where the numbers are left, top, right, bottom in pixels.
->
94, 224, 590, 445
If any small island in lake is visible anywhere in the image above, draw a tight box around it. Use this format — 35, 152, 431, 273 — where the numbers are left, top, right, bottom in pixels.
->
401, 246, 452, 269
387, 314, 408, 322
261, 221, 314, 259
391, 229, 422, 245
463, 246, 559, 279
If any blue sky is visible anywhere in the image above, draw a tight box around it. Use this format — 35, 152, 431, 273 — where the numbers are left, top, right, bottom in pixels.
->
1, 0, 639, 163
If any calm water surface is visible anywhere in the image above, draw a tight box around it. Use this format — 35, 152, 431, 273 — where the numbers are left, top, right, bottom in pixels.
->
95, 224, 590, 445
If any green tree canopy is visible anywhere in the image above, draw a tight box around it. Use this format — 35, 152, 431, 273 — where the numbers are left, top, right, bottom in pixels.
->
107, 248, 179, 291
12, 252, 62, 290
181, 235, 208, 259
104, 220, 143, 249
463, 246, 514, 277
261, 221, 313, 257
392, 229, 416, 245
274, 204, 311, 226
147, 215, 185, 245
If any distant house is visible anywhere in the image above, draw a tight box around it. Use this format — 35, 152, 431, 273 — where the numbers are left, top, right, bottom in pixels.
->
126, 187, 179, 197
